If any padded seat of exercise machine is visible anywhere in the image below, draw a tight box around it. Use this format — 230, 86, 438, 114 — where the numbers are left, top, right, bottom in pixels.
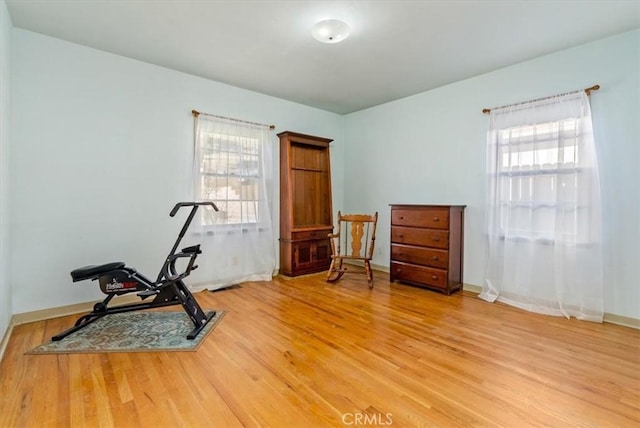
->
71, 262, 126, 282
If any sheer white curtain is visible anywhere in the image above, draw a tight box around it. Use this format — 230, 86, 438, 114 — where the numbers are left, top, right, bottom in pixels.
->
187, 114, 276, 290
480, 91, 604, 322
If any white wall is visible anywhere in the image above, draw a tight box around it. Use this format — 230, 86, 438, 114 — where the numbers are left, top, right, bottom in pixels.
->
8, 25, 639, 321
0, 0, 12, 342
344, 29, 640, 319
11, 29, 344, 314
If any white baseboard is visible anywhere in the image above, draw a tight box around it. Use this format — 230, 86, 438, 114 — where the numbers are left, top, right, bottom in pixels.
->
455, 282, 638, 329
461, 283, 482, 294
603, 313, 640, 329
11, 294, 141, 326
0, 318, 15, 364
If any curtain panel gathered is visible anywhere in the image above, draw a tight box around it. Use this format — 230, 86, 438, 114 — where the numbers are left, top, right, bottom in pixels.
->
480, 91, 604, 322
187, 114, 276, 291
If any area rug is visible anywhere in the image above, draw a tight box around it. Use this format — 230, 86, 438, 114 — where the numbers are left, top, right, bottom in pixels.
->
26, 310, 224, 354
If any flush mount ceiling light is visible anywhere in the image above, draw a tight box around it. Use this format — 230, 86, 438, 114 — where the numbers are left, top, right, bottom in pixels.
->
311, 19, 350, 44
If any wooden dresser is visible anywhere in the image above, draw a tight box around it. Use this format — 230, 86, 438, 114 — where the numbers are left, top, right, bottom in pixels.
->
390, 204, 465, 295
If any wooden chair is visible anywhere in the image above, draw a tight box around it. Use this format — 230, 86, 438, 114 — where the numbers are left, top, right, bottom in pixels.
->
326, 211, 378, 287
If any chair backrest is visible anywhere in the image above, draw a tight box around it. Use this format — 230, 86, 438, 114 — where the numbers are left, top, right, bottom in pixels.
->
334, 211, 378, 259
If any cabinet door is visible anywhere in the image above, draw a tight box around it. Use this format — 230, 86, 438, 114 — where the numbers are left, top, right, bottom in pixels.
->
293, 239, 331, 274
314, 239, 331, 265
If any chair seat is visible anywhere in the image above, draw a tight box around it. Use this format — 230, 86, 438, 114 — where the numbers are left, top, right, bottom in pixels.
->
331, 254, 372, 260
71, 262, 125, 282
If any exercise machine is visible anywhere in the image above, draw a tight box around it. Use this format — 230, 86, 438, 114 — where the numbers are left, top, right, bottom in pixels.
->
52, 202, 219, 341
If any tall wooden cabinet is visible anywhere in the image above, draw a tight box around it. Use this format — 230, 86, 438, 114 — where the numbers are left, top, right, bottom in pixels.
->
390, 204, 465, 295
279, 131, 333, 276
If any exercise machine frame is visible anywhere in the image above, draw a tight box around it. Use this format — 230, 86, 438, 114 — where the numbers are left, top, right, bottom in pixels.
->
52, 202, 219, 341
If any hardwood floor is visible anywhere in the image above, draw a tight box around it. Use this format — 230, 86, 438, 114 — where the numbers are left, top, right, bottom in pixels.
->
1, 272, 639, 427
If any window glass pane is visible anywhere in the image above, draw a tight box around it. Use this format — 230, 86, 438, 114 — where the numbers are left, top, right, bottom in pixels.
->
495, 116, 586, 240
197, 132, 262, 226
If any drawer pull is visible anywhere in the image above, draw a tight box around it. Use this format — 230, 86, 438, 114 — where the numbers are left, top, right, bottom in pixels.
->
432, 237, 440, 242
399, 216, 404, 220
433, 217, 440, 222
398, 234, 404, 238
431, 256, 439, 261
431, 275, 438, 280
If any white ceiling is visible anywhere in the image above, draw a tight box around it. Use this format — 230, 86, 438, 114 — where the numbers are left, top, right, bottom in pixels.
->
6, 0, 640, 114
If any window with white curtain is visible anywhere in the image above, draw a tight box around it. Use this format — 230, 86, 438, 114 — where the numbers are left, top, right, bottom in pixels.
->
188, 114, 276, 290
480, 91, 604, 322
197, 132, 261, 226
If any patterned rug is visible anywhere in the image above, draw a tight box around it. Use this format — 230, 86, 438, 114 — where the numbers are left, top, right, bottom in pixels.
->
26, 310, 224, 354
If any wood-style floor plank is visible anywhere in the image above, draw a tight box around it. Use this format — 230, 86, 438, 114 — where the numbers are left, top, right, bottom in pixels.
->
1, 272, 638, 427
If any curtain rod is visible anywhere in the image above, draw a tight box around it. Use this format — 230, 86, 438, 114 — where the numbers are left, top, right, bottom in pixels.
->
482, 84, 600, 114
192, 109, 275, 130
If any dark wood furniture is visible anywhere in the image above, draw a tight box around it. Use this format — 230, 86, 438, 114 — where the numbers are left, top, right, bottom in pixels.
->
390, 204, 465, 295
279, 131, 333, 276
326, 211, 379, 287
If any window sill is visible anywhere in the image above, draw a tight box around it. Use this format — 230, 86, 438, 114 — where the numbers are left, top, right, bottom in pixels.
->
191, 224, 271, 236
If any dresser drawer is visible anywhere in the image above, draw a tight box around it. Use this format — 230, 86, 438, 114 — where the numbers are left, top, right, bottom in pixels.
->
391, 208, 449, 229
291, 229, 332, 241
391, 244, 448, 269
391, 262, 447, 289
391, 226, 449, 249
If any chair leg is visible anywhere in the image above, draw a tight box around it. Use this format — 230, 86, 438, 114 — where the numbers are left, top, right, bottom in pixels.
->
365, 260, 373, 288
326, 258, 336, 282
326, 258, 345, 283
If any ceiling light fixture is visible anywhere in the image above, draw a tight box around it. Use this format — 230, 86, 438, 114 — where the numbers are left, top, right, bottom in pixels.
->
311, 19, 350, 44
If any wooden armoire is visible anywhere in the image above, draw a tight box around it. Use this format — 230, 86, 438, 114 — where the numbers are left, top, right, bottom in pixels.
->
278, 131, 333, 277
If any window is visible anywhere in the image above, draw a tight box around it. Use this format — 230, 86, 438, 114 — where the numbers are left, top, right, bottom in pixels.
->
481, 91, 603, 321
190, 113, 276, 288
494, 117, 591, 242
196, 132, 262, 226
499, 120, 579, 170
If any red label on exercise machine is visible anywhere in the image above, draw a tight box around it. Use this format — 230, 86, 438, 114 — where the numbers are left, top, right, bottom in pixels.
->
105, 279, 138, 291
